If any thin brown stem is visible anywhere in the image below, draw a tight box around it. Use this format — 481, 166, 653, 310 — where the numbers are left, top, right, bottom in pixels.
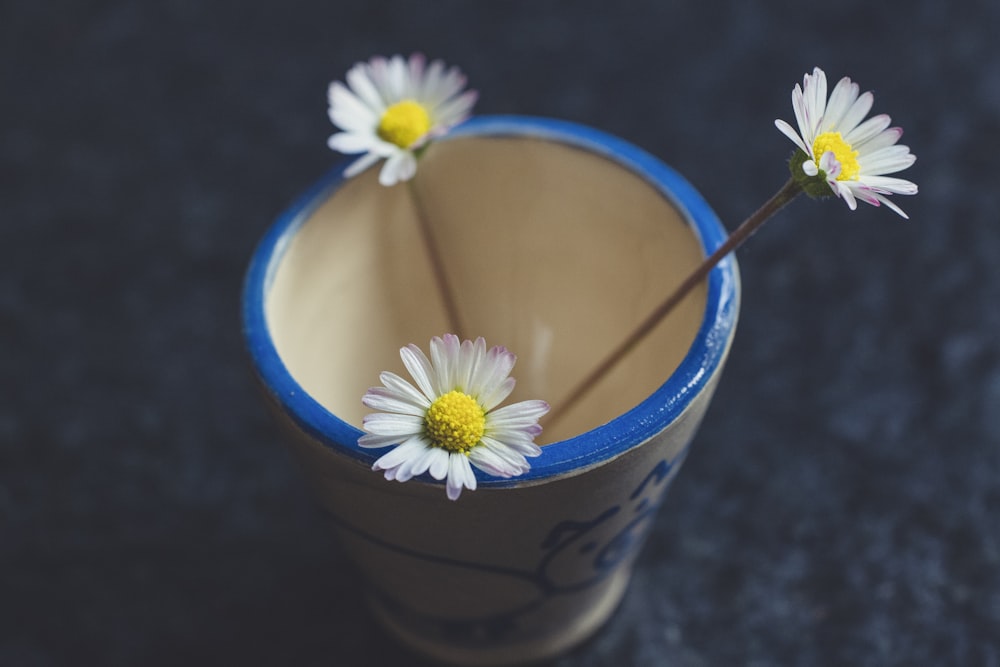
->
545, 178, 803, 428
408, 179, 466, 338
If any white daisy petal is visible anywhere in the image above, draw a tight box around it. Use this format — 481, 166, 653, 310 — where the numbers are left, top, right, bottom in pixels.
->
872, 193, 910, 219
454, 337, 479, 393
342, 152, 382, 178
386, 54, 409, 100
459, 457, 478, 491
400, 343, 437, 401
373, 437, 430, 475
469, 443, 527, 478
843, 113, 891, 147
495, 436, 543, 458
502, 420, 544, 439
379, 150, 417, 186
467, 447, 511, 477
487, 399, 551, 426
358, 432, 409, 449
806, 67, 828, 137
346, 66, 386, 115
327, 131, 377, 155
406, 52, 426, 97
478, 377, 516, 413
425, 335, 448, 393
429, 90, 478, 129
775, 67, 916, 216
359, 335, 546, 500
487, 428, 546, 451
373, 56, 394, 99
484, 434, 540, 457
480, 434, 540, 462
369, 139, 401, 158
328, 82, 379, 132
858, 145, 916, 175
327, 54, 477, 186
471, 338, 491, 390
378, 371, 432, 409
822, 77, 859, 132
427, 447, 451, 480
446, 454, 477, 501
362, 412, 424, 436
835, 181, 859, 210
390, 457, 420, 482
425, 66, 467, 109
854, 126, 903, 153
837, 91, 875, 137
362, 386, 427, 416
417, 58, 445, 104
395, 442, 439, 482
851, 184, 883, 208
791, 84, 811, 145
473, 346, 516, 399
430, 334, 461, 392
774, 119, 809, 154
858, 175, 918, 195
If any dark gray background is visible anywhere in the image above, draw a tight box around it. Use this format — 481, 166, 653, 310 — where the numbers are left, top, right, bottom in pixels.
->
3, 1, 998, 665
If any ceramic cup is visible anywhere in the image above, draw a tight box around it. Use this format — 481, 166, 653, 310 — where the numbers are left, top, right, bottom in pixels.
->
242, 116, 740, 666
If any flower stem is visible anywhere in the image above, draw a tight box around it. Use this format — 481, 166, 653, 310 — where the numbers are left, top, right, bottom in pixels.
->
408, 179, 466, 339
545, 178, 803, 429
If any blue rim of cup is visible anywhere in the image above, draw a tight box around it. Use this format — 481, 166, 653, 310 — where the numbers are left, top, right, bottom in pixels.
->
241, 115, 740, 486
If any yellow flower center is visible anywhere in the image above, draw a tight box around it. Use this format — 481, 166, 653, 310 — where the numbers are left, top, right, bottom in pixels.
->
424, 390, 486, 454
377, 100, 432, 149
812, 131, 860, 181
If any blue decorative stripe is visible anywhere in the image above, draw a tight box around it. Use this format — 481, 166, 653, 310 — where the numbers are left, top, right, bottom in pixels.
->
319, 454, 684, 642
241, 115, 740, 485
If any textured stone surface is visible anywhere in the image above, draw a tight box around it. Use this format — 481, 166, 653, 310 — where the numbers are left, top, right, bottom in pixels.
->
3, 1, 998, 665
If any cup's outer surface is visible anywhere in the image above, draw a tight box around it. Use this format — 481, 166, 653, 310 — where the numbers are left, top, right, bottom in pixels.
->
270, 371, 721, 666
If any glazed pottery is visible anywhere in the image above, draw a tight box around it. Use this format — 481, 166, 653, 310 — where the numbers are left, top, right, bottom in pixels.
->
242, 116, 740, 665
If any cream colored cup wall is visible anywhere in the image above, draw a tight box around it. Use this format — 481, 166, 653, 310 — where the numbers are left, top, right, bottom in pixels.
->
265, 136, 706, 442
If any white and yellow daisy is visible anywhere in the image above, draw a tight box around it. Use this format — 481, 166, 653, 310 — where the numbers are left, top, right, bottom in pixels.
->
359, 334, 549, 500
327, 54, 478, 187
775, 67, 917, 218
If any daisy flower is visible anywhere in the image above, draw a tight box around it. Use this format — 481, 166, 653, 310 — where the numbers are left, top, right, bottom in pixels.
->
327, 54, 478, 187
775, 67, 917, 218
359, 334, 549, 501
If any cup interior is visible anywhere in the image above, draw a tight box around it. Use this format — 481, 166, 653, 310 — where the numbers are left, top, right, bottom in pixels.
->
263, 125, 711, 443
